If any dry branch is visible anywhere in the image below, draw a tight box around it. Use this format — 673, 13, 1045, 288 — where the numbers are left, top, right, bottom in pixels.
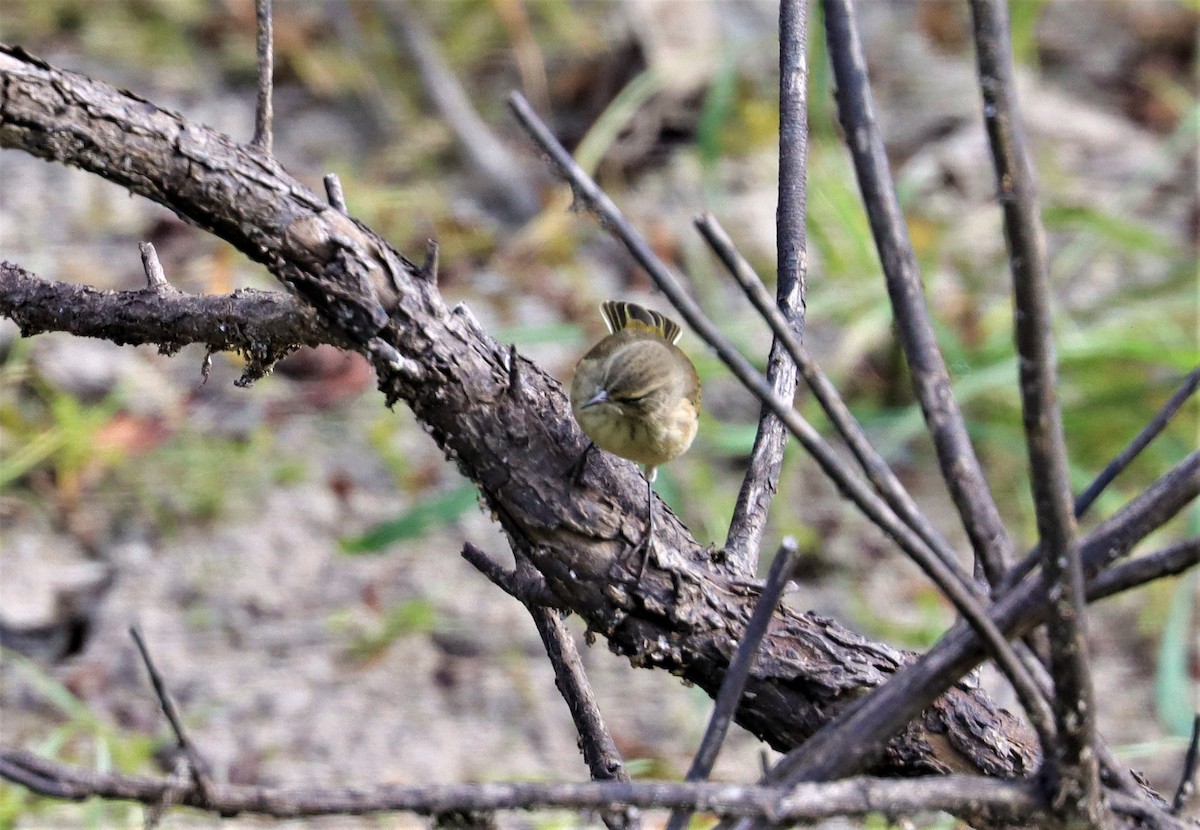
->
0, 748, 1054, 824
969, 0, 1102, 820
722, 0, 809, 576
822, 0, 1014, 587
0, 262, 352, 383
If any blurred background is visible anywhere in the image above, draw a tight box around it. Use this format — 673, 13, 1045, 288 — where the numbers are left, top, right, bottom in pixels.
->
0, 1, 1196, 827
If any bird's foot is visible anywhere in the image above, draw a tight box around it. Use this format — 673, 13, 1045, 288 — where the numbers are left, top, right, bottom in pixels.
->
620, 531, 654, 584
568, 441, 598, 486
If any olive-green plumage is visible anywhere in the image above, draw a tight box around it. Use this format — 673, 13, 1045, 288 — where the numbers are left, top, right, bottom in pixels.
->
571, 302, 700, 551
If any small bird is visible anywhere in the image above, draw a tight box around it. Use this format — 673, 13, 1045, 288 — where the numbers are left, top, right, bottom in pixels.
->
570, 301, 701, 553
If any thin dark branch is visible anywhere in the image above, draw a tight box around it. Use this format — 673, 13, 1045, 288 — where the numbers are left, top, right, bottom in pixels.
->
252, 0, 273, 152
1173, 714, 1200, 815
5, 747, 1190, 828
0, 261, 356, 368
324, 173, 348, 213
466, 547, 629, 788
461, 543, 633, 830
723, 0, 810, 577
129, 627, 212, 804
695, 214, 962, 578
0, 748, 1057, 823
382, 1, 537, 222
527, 604, 635, 799
694, 213, 1077, 783
1077, 365, 1200, 518
762, 451, 1200, 788
522, 586, 635, 830
1079, 451, 1200, 577
666, 539, 801, 830
822, 0, 1013, 589
0, 754, 79, 799
507, 89, 1057, 758
970, 1, 1101, 819
695, 212, 1082, 794
1086, 538, 1199, 604
460, 543, 564, 611
1005, 366, 1200, 591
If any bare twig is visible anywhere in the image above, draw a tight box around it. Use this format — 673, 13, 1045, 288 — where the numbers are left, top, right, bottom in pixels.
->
461, 544, 632, 830
129, 627, 212, 804
1086, 538, 1199, 604
460, 543, 563, 610
695, 214, 961, 577
508, 88, 1058, 766
4, 747, 1189, 828
760, 451, 1200, 788
1173, 714, 1200, 815
382, 1, 537, 222
522, 583, 635, 830
252, 0, 273, 152
1005, 364, 1200, 591
696, 213, 1083, 780
423, 239, 441, 285
0, 748, 1058, 823
822, 0, 1013, 589
506, 343, 525, 398
324, 173, 348, 213
666, 539, 801, 830
1077, 365, 1200, 518
969, 2, 1102, 820
723, 0, 809, 577
139, 242, 172, 293
0, 754, 77, 799
1080, 452, 1200, 578
528, 605, 635, 814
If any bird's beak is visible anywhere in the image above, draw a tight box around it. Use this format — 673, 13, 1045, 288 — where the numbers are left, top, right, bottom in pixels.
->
581, 389, 609, 409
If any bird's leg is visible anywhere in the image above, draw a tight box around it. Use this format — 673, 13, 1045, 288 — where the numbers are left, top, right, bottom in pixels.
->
623, 467, 657, 582
568, 440, 599, 485
634, 477, 654, 582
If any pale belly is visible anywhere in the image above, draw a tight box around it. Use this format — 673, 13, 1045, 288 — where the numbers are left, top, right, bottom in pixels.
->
575, 402, 698, 472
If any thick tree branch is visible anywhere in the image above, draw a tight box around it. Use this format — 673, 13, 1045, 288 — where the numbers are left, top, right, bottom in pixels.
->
0, 261, 354, 384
